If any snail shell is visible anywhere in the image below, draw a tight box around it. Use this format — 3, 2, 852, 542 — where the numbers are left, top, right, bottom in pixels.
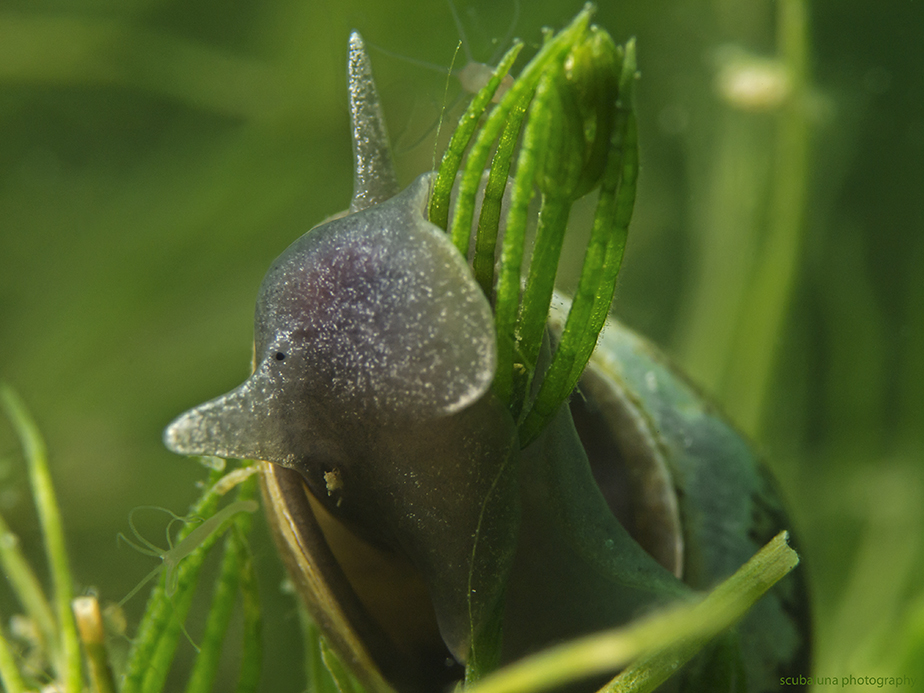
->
547, 295, 812, 689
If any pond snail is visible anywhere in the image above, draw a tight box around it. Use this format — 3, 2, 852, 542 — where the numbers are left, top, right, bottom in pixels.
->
164, 29, 810, 693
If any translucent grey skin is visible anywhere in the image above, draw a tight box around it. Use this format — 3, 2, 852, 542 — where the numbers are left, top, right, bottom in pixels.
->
165, 175, 497, 452
164, 172, 520, 662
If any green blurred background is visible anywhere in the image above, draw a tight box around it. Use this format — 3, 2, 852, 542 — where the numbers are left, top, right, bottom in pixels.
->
1, 0, 921, 690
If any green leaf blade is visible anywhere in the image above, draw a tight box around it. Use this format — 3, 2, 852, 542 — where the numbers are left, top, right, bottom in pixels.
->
518, 39, 639, 445
466, 532, 799, 693
492, 74, 557, 408
447, 6, 594, 258
472, 99, 528, 297
429, 42, 523, 233
0, 385, 82, 693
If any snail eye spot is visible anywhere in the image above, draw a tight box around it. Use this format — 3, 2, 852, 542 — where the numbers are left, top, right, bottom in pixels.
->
275, 352, 286, 361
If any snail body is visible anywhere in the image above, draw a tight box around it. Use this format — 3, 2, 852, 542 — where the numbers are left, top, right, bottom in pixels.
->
164, 30, 809, 693
165, 170, 522, 686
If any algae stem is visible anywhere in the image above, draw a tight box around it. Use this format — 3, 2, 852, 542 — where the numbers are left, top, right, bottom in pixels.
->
0, 385, 83, 693
468, 532, 798, 693
724, 0, 812, 436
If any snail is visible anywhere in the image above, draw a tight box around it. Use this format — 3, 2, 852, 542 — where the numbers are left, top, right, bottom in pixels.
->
164, 28, 810, 693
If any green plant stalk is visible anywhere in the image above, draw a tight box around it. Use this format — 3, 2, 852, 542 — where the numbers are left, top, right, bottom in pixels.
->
449, 79, 530, 259
601, 630, 745, 693
0, 385, 83, 693
514, 193, 570, 384
139, 514, 245, 693
518, 43, 638, 446
141, 553, 206, 693
183, 532, 242, 693
723, 0, 811, 436
466, 531, 798, 693
141, 478, 258, 693
818, 470, 921, 673
0, 510, 59, 664
83, 641, 117, 693
899, 236, 924, 450
184, 478, 257, 693
673, 115, 765, 399
448, 6, 593, 258
320, 637, 366, 693
492, 72, 555, 408
577, 112, 637, 371
599, 644, 697, 693
298, 604, 339, 693
565, 29, 622, 201
584, 42, 639, 352
121, 467, 223, 693
429, 42, 523, 232
896, 591, 924, 680
517, 119, 634, 444
512, 78, 577, 404
235, 529, 262, 693
472, 98, 528, 296
0, 609, 28, 693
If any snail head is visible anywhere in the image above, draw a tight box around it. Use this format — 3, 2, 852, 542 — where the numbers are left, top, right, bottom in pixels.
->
162, 32, 505, 546
163, 34, 519, 668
